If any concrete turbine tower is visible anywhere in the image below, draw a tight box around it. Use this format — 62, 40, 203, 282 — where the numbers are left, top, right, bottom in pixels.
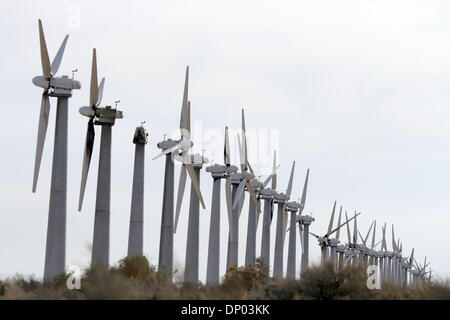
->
285, 168, 309, 280
272, 161, 296, 279
172, 100, 208, 284
32, 19, 81, 281
205, 127, 238, 285
127, 123, 148, 257
78, 49, 123, 267
259, 151, 278, 268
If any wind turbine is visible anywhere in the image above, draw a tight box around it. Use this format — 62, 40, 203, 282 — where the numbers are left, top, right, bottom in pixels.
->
379, 222, 388, 285
78, 48, 123, 267
311, 209, 361, 265
335, 209, 346, 271
343, 211, 360, 267
171, 98, 208, 284
273, 161, 296, 278
297, 210, 315, 274
357, 221, 375, 266
391, 225, 403, 285
152, 66, 205, 277
401, 248, 414, 286
226, 109, 261, 271
205, 127, 237, 285
327, 205, 343, 270
238, 110, 266, 267
385, 224, 396, 284
285, 168, 309, 279
32, 19, 81, 281
127, 123, 148, 257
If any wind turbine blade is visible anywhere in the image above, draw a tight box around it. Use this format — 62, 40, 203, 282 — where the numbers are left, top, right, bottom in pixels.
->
237, 133, 245, 173
38, 19, 51, 77
329, 212, 361, 238
32, 93, 50, 192
90, 49, 98, 107
225, 175, 233, 221
241, 108, 248, 170
224, 126, 230, 165
50, 34, 69, 75
232, 179, 246, 209
78, 119, 95, 211
186, 100, 191, 140
286, 161, 295, 197
255, 199, 262, 228
247, 161, 254, 175
327, 201, 337, 235
152, 142, 181, 160
298, 223, 304, 254
345, 211, 351, 244
263, 173, 273, 187
179, 66, 189, 138
358, 231, 365, 245
282, 208, 288, 246
270, 200, 274, 225
225, 176, 234, 240
272, 150, 277, 190
185, 157, 206, 209
96, 78, 105, 107
353, 211, 358, 245
335, 206, 342, 241
238, 190, 245, 219
298, 169, 309, 214
364, 221, 374, 245
309, 231, 319, 239
246, 181, 261, 213
371, 220, 377, 249
174, 164, 187, 233
392, 224, 397, 252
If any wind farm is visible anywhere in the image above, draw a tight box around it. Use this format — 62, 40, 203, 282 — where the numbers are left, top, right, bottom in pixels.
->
1, 2, 450, 302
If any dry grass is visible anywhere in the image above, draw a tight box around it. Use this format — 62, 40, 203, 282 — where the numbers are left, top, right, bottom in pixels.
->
0, 256, 448, 300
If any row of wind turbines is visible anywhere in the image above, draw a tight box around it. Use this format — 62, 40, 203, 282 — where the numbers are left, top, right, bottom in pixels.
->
31, 19, 431, 286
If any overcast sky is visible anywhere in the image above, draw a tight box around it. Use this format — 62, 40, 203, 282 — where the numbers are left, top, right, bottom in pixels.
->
1, 0, 449, 282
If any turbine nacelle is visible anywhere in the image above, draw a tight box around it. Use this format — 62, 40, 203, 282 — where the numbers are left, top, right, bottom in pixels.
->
32, 75, 81, 96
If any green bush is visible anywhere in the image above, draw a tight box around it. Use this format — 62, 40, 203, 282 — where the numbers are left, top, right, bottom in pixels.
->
0, 256, 448, 300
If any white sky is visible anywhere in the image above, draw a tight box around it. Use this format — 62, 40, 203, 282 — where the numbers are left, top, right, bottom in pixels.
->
1, 0, 449, 281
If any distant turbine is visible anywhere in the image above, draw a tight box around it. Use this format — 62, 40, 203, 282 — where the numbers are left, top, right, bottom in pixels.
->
205, 127, 237, 285
285, 168, 309, 279
273, 161, 295, 279
259, 151, 278, 267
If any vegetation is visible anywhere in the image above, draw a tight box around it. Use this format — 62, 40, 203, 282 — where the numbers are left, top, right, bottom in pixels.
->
0, 256, 448, 300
